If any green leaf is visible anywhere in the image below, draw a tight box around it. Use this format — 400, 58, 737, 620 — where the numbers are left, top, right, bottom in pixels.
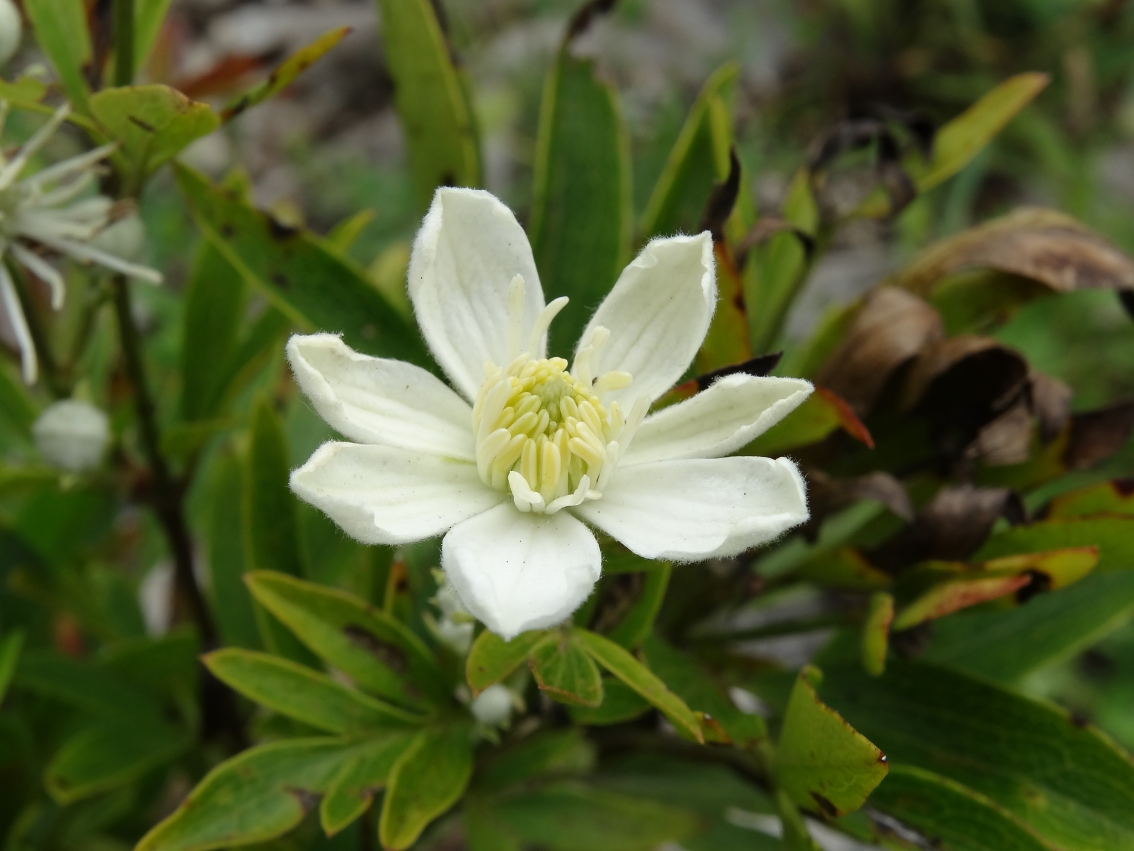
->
529, 633, 604, 707
206, 453, 261, 649
485, 782, 703, 851
90, 85, 219, 182
320, 730, 417, 836
137, 739, 354, 851
179, 242, 247, 421
775, 666, 887, 817
774, 788, 822, 851
975, 517, 1134, 572
221, 28, 352, 122
466, 629, 552, 695
327, 209, 377, 254
642, 634, 767, 747
46, 720, 191, 804
15, 650, 167, 723
24, 0, 92, 113
640, 62, 738, 239
474, 728, 596, 794
569, 677, 652, 727
203, 648, 426, 733
573, 628, 703, 742
869, 765, 1057, 851
246, 570, 447, 708
745, 169, 819, 353
1047, 479, 1134, 518
136, 0, 174, 70
918, 73, 1049, 191
925, 571, 1134, 683
379, 724, 475, 850
0, 630, 23, 704
244, 397, 304, 579
375, 0, 481, 202
819, 660, 1134, 850
529, 47, 631, 354
0, 365, 37, 439
174, 163, 428, 363
860, 592, 893, 677
607, 564, 672, 650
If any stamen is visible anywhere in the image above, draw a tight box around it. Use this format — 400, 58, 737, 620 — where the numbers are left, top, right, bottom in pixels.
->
528, 296, 569, 356
0, 103, 71, 191
471, 315, 635, 514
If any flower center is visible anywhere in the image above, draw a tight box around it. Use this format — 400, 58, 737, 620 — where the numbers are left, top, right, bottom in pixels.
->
472, 275, 647, 514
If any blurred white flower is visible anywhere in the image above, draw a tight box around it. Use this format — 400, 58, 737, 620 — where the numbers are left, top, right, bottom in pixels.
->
32, 398, 110, 472
432, 580, 474, 654
0, 0, 19, 66
288, 187, 812, 640
0, 102, 162, 383
470, 683, 515, 727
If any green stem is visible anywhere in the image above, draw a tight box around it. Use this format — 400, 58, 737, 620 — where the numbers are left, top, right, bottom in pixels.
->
110, 276, 216, 645
113, 0, 135, 87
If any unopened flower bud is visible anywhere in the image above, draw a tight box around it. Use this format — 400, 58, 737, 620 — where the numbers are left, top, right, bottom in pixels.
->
0, 0, 21, 66
32, 399, 110, 472
470, 684, 514, 726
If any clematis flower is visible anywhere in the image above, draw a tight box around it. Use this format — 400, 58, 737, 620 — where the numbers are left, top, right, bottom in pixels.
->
288, 188, 812, 639
0, 102, 162, 383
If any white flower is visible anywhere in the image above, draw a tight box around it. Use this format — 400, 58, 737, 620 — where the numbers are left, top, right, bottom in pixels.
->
288, 188, 812, 639
0, 102, 162, 383
32, 398, 110, 472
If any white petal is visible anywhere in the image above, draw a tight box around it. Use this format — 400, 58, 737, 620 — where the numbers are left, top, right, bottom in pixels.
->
442, 502, 601, 640
0, 261, 36, 383
408, 188, 544, 400
624, 375, 813, 466
290, 442, 503, 545
287, 334, 475, 461
577, 233, 715, 408
577, 456, 808, 561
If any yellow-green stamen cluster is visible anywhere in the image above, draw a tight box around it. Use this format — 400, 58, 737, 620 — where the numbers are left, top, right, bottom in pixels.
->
472, 275, 645, 514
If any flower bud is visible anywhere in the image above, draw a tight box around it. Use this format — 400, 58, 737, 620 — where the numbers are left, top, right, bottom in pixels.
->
32, 399, 110, 472
0, 0, 21, 66
470, 684, 514, 726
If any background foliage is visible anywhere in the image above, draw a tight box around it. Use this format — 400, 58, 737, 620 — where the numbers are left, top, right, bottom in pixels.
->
2, 0, 1134, 849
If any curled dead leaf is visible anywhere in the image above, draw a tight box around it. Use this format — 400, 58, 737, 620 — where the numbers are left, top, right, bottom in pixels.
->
817, 288, 944, 416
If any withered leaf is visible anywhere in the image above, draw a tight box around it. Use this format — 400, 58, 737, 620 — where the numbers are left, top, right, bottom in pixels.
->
888, 207, 1134, 297
1065, 402, 1134, 471
816, 288, 944, 416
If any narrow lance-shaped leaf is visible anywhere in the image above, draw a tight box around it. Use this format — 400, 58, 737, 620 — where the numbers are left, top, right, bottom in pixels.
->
221, 28, 352, 122
246, 570, 449, 708
819, 660, 1134, 850
869, 766, 1055, 851
918, 73, 1049, 191
640, 62, 739, 240
529, 26, 631, 354
137, 740, 355, 851
0, 631, 23, 704
376, 0, 481, 202
24, 0, 92, 114
379, 725, 475, 850
203, 648, 427, 733
174, 163, 428, 364
573, 627, 703, 742
774, 666, 887, 817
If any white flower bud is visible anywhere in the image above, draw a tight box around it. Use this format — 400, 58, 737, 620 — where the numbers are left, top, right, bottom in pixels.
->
470, 684, 514, 726
90, 213, 147, 263
0, 0, 21, 66
32, 399, 110, 472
